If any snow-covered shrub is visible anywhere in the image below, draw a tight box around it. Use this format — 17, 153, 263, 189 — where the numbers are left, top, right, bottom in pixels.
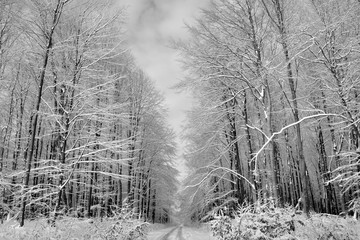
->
210, 202, 296, 240
100, 218, 149, 240
294, 213, 360, 240
210, 213, 241, 240
95, 205, 149, 240
0, 210, 149, 240
210, 200, 360, 240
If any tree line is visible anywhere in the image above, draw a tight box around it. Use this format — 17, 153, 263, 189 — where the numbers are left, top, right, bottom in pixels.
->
177, 0, 360, 221
0, 0, 178, 226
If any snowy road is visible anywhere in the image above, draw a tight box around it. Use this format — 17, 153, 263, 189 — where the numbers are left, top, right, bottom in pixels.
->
148, 225, 215, 240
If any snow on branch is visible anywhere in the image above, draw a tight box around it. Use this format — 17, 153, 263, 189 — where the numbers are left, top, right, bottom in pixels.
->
251, 113, 346, 163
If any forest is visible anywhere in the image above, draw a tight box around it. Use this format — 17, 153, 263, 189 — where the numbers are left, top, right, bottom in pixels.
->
0, 0, 178, 228
1, 0, 360, 239
178, 0, 360, 223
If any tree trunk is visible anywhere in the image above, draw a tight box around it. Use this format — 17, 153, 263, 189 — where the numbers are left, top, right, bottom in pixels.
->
20, 0, 67, 227
242, 90, 257, 202
264, 0, 311, 215
223, 89, 244, 205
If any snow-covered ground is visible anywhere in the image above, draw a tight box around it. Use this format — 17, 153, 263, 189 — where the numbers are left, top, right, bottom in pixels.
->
147, 224, 216, 240
181, 226, 215, 240
147, 225, 177, 240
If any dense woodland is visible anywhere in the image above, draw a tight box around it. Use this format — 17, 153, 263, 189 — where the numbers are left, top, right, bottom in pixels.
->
0, 0, 178, 226
2, 0, 360, 231
178, 0, 360, 221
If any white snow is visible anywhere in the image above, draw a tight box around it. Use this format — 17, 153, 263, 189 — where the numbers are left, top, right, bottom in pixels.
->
181, 226, 216, 240
147, 224, 216, 240
147, 225, 176, 240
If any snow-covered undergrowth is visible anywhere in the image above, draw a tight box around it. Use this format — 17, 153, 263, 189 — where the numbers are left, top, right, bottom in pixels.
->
210, 203, 360, 240
0, 216, 148, 240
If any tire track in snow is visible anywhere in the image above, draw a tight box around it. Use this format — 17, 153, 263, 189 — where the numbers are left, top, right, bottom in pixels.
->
158, 226, 177, 240
154, 224, 215, 240
176, 225, 186, 240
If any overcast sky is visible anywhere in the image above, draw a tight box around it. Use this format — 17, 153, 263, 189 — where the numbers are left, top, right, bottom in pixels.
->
123, 0, 209, 131
117, 0, 210, 180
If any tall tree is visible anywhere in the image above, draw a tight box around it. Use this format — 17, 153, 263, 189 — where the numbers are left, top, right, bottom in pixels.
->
20, 0, 70, 227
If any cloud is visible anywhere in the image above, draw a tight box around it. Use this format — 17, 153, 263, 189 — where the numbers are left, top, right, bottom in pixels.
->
119, 0, 210, 126
127, 0, 209, 37
116, 0, 210, 178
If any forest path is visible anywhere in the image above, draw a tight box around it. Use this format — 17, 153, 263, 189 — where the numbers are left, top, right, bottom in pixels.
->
148, 224, 215, 240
